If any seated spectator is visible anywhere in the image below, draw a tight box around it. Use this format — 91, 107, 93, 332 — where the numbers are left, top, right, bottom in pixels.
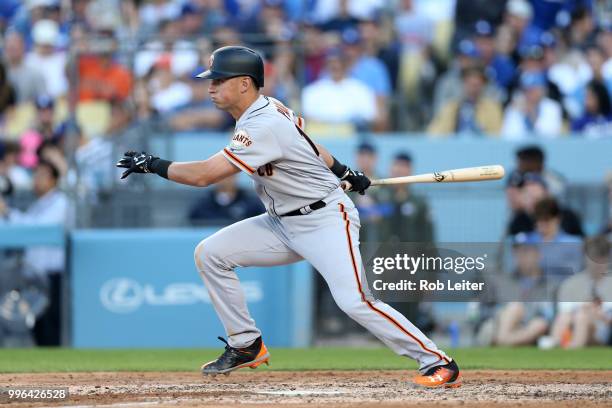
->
77, 28, 133, 103
548, 48, 592, 120
549, 235, 612, 348
427, 65, 503, 136
571, 80, 612, 138
301, 49, 377, 132
352, 142, 381, 242
0, 159, 73, 346
478, 234, 552, 346
528, 197, 583, 279
341, 28, 391, 131
501, 71, 564, 139
3, 31, 47, 103
508, 174, 583, 237
19, 94, 64, 169
433, 40, 497, 113
24, 19, 68, 99
376, 152, 435, 244
188, 175, 263, 226
168, 71, 232, 132
471, 20, 516, 91
505, 145, 566, 210
146, 55, 192, 115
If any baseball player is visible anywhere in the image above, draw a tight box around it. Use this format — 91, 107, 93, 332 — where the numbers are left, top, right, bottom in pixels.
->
117, 46, 461, 388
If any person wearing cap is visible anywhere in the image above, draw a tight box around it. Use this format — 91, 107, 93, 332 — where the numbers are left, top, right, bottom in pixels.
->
505, 145, 566, 211
301, 48, 377, 132
77, 27, 133, 103
547, 235, 612, 348
471, 19, 516, 90
501, 70, 564, 139
376, 152, 434, 244
24, 19, 67, 98
352, 142, 383, 242
341, 27, 391, 131
475, 232, 553, 347
507, 172, 582, 237
428, 64, 503, 136
433, 40, 501, 113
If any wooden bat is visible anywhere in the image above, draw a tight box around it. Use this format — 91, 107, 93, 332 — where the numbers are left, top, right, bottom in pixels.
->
371, 165, 505, 186
341, 165, 505, 190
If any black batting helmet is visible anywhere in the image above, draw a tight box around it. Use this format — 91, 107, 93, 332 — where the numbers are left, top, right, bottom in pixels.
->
196, 46, 264, 88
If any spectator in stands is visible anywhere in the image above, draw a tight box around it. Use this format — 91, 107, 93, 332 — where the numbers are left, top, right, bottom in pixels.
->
2, 31, 47, 103
0, 142, 14, 198
77, 28, 133, 103
301, 22, 327, 85
548, 47, 593, 120
501, 71, 564, 139
0, 61, 16, 122
358, 18, 400, 93
471, 20, 516, 91
478, 233, 553, 346
319, 0, 360, 32
568, 6, 597, 50
528, 197, 584, 278
452, 0, 506, 48
341, 27, 391, 131
433, 40, 494, 113
168, 71, 231, 132
188, 175, 263, 226
145, 55, 192, 115
549, 235, 612, 348
502, 0, 541, 52
352, 142, 382, 243
505, 145, 566, 209
18, 94, 63, 169
585, 45, 612, 97
571, 80, 612, 138
508, 173, 582, 237
262, 43, 299, 106
24, 19, 68, 99
301, 49, 377, 132
0, 159, 73, 346
428, 64, 503, 136
177, 2, 206, 38
376, 152, 434, 244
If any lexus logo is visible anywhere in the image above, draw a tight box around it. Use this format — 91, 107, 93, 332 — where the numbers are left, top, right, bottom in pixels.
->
100, 278, 143, 313
100, 278, 263, 314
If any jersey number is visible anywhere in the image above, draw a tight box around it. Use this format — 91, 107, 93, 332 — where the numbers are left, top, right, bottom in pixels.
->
257, 163, 274, 177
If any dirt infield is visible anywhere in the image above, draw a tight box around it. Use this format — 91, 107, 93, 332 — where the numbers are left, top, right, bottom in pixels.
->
1, 370, 611, 408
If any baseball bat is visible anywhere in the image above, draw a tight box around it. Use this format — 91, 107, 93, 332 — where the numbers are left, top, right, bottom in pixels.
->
370, 165, 505, 186
342, 164, 505, 191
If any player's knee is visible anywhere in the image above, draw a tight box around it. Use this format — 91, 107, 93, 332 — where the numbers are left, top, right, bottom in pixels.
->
194, 237, 229, 272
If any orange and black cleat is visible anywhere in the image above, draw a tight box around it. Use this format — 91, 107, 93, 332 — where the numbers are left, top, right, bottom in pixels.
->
412, 359, 462, 388
201, 336, 269, 377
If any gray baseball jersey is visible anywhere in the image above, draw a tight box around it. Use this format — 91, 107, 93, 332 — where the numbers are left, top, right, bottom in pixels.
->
221, 95, 340, 216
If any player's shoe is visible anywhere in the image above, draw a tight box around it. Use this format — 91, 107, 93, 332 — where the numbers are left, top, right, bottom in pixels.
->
412, 359, 462, 388
201, 336, 269, 376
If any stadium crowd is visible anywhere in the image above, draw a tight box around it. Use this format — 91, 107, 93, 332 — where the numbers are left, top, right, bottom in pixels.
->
0, 0, 610, 348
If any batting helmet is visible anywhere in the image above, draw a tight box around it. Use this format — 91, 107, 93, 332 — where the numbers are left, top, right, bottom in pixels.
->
196, 46, 264, 88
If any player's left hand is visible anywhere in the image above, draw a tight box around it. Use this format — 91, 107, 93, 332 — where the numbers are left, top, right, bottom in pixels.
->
341, 168, 371, 195
116, 151, 159, 179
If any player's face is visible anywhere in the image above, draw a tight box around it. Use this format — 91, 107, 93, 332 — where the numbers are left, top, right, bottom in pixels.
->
208, 77, 242, 110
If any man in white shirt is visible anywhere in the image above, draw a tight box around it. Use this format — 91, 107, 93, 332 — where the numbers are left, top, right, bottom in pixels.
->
24, 19, 68, 99
501, 71, 563, 139
301, 49, 377, 131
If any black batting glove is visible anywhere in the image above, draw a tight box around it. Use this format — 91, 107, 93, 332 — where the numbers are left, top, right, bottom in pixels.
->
341, 167, 371, 195
116, 151, 159, 179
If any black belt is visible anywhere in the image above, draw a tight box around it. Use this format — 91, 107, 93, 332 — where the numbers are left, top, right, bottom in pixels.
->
281, 200, 326, 216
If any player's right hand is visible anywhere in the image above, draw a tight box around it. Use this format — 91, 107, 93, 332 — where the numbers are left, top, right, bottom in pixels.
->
116, 151, 159, 179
